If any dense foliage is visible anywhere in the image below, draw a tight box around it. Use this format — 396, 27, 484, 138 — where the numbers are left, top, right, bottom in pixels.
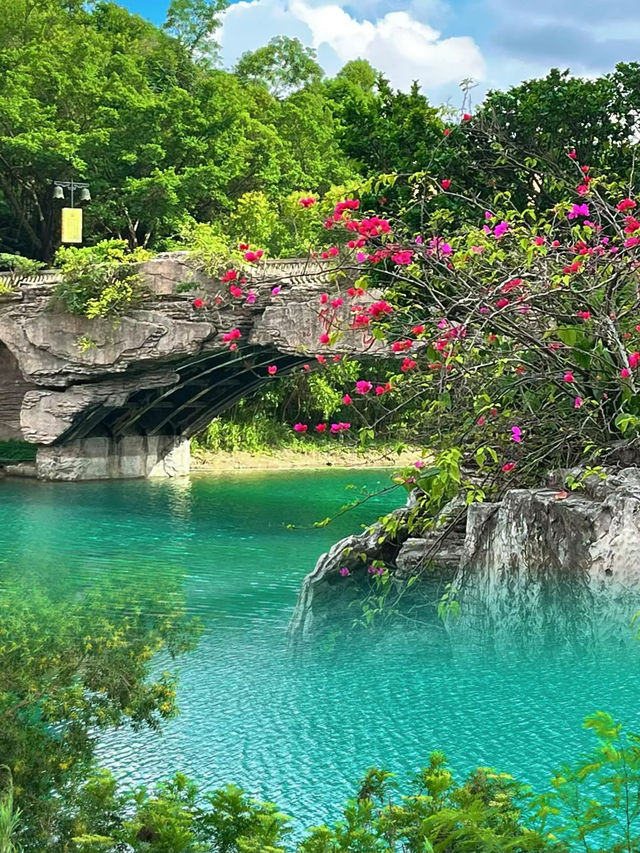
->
5, 705, 640, 852
0, 576, 199, 852
2, 0, 639, 264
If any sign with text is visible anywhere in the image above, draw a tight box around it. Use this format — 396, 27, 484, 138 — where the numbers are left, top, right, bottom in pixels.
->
61, 207, 83, 244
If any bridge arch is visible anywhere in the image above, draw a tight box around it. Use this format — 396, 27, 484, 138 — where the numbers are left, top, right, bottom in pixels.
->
0, 254, 386, 480
0, 338, 34, 442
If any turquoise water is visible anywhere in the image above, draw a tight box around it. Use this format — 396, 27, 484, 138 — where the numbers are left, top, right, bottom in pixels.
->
1, 469, 640, 831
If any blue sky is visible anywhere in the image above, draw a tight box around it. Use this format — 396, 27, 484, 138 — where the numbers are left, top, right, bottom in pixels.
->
121, 0, 640, 105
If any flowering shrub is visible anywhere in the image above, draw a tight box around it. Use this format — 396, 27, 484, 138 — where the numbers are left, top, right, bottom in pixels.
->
273, 157, 640, 504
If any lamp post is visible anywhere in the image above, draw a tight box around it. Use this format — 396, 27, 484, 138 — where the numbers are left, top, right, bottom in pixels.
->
52, 180, 91, 207
53, 181, 91, 245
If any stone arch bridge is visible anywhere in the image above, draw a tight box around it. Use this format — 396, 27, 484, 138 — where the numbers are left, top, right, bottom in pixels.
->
0, 254, 386, 480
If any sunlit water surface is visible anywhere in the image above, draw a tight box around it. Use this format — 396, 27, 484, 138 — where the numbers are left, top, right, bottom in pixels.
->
1, 469, 639, 830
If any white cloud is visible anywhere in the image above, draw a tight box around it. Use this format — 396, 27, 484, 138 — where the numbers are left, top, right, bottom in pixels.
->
220, 0, 485, 96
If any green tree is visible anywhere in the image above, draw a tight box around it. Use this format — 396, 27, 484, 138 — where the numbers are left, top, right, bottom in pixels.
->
235, 37, 324, 98
163, 0, 229, 63
0, 577, 199, 852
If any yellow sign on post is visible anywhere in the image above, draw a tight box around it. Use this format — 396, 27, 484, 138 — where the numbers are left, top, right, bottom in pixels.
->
61, 207, 83, 244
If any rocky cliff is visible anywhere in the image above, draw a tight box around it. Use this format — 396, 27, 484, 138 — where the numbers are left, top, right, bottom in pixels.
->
289, 468, 640, 646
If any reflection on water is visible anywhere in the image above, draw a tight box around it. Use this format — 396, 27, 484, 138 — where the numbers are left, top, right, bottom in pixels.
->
1, 469, 640, 831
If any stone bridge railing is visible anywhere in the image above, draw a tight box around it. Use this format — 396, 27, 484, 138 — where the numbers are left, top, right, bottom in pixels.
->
0, 254, 387, 480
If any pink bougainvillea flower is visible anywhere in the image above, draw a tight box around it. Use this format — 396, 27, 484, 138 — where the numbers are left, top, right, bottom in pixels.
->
315, 423, 327, 432
267, 365, 277, 375
564, 371, 575, 383
192, 298, 205, 309
244, 250, 264, 262
621, 368, 631, 378
246, 291, 256, 305
392, 250, 413, 265
299, 196, 316, 208
629, 351, 640, 368
568, 149, 577, 159
477, 416, 486, 426
494, 221, 510, 238
319, 333, 331, 345
414, 460, 425, 470
368, 300, 394, 318
342, 394, 352, 405
502, 462, 516, 473
220, 269, 238, 282
401, 357, 418, 372
293, 423, 308, 433
444, 128, 451, 136
221, 328, 242, 343
316, 355, 327, 365
501, 278, 523, 293
375, 385, 386, 396
625, 237, 640, 248
511, 426, 523, 443
319, 293, 329, 304
568, 203, 590, 220
577, 311, 591, 319
463, 113, 472, 122
229, 285, 243, 298
496, 297, 510, 309
411, 325, 425, 335
391, 340, 413, 353
356, 380, 373, 395
484, 211, 493, 220
271, 286, 282, 296
625, 217, 640, 233
331, 297, 344, 308
617, 198, 637, 212
302, 364, 310, 371
574, 397, 583, 408
339, 567, 350, 577
576, 184, 590, 196
441, 179, 452, 190
534, 236, 546, 245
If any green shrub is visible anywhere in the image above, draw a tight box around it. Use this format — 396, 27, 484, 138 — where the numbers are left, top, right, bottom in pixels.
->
0, 254, 44, 294
52, 240, 152, 319
0, 441, 37, 464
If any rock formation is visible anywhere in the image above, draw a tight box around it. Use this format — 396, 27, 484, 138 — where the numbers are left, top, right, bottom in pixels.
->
289, 468, 640, 646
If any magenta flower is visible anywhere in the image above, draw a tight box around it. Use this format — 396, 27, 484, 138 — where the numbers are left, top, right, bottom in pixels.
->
574, 397, 583, 408
293, 423, 308, 433
564, 371, 575, 383
342, 394, 353, 405
568, 203, 590, 220
339, 567, 350, 577
355, 380, 373, 395
494, 221, 510, 238
271, 286, 282, 295
502, 462, 516, 473
511, 426, 522, 443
